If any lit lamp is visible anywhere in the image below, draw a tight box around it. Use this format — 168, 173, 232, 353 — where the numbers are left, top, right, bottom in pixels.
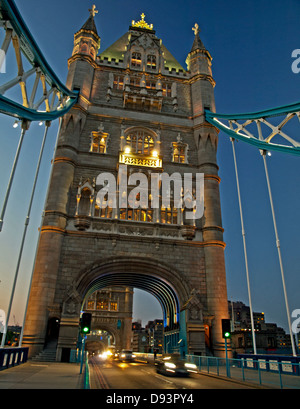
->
152, 150, 158, 157
125, 146, 131, 154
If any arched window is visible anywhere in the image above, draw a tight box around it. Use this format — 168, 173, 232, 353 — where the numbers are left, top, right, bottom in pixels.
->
80, 43, 88, 54
147, 55, 156, 70
89, 47, 96, 59
172, 134, 188, 164
125, 129, 156, 155
173, 145, 186, 163
131, 52, 142, 68
162, 83, 172, 97
91, 135, 107, 153
94, 194, 113, 219
113, 75, 124, 90
90, 126, 109, 154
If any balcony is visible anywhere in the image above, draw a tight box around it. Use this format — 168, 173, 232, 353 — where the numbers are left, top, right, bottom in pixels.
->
119, 151, 162, 168
123, 85, 163, 112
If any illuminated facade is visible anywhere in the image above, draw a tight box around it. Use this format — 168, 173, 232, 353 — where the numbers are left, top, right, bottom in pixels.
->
23, 10, 230, 360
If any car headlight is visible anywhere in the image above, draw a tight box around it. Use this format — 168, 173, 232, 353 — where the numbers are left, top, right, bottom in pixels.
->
165, 362, 176, 369
185, 363, 197, 369
121, 354, 125, 358
132, 354, 136, 358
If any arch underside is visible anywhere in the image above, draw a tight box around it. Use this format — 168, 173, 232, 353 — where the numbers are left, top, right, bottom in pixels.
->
75, 257, 188, 331
83, 272, 180, 330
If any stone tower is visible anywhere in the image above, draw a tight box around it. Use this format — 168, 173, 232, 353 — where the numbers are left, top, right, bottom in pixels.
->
22, 10, 230, 360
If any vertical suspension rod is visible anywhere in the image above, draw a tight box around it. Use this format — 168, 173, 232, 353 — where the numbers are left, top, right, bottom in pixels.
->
261, 150, 297, 357
230, 136, 257, 355
0, 119, 29, 232
1, 121, 50, 348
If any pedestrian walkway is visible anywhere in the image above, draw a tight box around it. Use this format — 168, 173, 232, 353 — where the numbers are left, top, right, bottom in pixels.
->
0, 360, 85, 389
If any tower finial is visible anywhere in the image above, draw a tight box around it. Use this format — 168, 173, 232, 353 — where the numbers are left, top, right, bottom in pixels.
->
131, 13, 153, 30
192, 23, 200, 36
89, 5, 98, 17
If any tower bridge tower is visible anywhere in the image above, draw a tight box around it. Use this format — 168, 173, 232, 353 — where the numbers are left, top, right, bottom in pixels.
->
22, 10, 230, 360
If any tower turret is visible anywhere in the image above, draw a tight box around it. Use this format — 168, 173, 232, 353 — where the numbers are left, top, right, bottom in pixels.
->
187, 24, 230, 357
186, 23, 216, 116
72, 4, 100, 60
66, 5, 100, 99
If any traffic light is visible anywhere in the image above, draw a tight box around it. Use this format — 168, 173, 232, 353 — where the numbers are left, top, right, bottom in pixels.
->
80, 312, 92, 334
221, 319, 231, 339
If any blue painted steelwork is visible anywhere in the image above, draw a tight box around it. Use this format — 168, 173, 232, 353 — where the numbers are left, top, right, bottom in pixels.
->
0, 92, 77, 122
0, 0, 78, 121
205, 107, 300, 156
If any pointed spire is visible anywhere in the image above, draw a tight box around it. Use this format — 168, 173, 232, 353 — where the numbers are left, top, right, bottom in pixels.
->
186, 23, 212, 74
71, 5, 100, 60
80, 5, 99, 36
190, 23, 206, 52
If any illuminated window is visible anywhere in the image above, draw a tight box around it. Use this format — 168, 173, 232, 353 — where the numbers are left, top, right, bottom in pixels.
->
87, 300, 95, 310
173, 145, 186, 163
119, 189, 153, 223
94, 203, 113, 219
94, 203, 100, 218
161, 206, 178, 224
97, 300, 109, 310
131, 52, 142, 68
130, 76, 140, 87
90, 131, 108, 154
91, 137, 106, 153
146, 81, 156, 90
172, 136, 188, 164
162, 83, 172, 97
113, 75, 124, 90
125, 130, 155, 155
110, 302, 118, 311
147, 55, 156, 70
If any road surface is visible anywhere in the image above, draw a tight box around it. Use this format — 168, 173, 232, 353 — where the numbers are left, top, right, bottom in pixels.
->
88, 355, 255, 389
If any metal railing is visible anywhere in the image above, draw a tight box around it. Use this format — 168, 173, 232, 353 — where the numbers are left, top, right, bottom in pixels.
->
186, 354, 300, 389
0, 347, 28, 370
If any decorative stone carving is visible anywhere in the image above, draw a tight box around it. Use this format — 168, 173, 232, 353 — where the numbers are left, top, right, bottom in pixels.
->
183, 289, 204, 323
62, 288, 81, 317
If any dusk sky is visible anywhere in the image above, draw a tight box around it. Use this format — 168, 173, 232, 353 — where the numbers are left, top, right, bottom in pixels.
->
0, 0, 299, 333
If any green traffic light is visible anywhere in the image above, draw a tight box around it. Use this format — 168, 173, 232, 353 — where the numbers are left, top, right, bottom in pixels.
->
224, 332, 230, 338
83, 327, 89, 333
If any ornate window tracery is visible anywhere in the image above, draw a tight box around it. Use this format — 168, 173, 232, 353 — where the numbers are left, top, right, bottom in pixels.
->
171, 133, 188, 164
125, 130, 156, 155
131, 52, 142, 68
85, 290, 119, 312
147, 54, 156, 70
90, 123, 109, 154
162, 83, 172, 97
113, 75, 124, 90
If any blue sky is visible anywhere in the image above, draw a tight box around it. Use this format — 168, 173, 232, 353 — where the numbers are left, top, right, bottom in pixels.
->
0, 0, 299, 333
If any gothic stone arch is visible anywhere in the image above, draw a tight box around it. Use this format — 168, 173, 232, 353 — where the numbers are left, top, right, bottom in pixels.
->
56, 255, 206, 358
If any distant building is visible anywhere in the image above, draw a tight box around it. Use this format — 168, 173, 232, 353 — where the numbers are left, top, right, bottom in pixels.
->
145, 319, 164, 353
131, 319, 164, 353
228, 300, 294, 355
131, 322, 148, 352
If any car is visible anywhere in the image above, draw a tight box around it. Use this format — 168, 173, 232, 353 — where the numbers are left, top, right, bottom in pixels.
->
155, 354, 198, 377
118, 349, 136, 362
